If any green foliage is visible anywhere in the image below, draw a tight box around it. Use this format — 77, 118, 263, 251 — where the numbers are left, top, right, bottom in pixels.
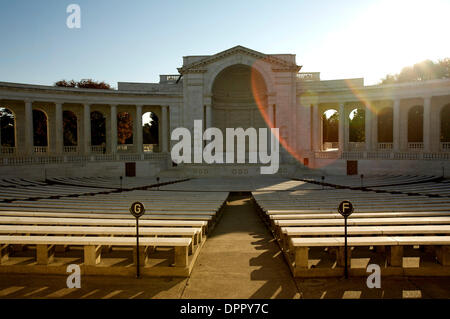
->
143, 112, 159, 144
322, 111, 339, 142
63, 111, 77, 146
0, 108, 15, 147
33, 110, 48, 146
380, 58, 450, 84
349, 109, 365, 142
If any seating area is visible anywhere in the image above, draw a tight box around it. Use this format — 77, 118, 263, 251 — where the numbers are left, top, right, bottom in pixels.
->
299, 174, 450, 197
0, 177, 228, 277
253, 175, 450, 277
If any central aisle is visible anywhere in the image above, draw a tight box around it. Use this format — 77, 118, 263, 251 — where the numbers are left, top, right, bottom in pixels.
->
181, 192, 300, 299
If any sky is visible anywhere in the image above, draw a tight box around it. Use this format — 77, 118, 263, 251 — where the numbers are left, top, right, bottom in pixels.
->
0, 0, 449, 87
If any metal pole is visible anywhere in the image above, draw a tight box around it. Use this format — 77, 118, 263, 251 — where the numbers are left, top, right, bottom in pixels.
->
136, 217, 140, 278
344, 216, 348, 279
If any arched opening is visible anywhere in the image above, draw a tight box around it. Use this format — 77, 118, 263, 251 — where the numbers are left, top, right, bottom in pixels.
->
440, 104, 450, 151
117, 112, 133, 151
90, 111, 106, 153
142, 111, 159, 152
408, 105, 423, 149
377, 107, 393, 150
33, 109, 48, 152
349, 108, 365, 150
322, 109, 339, 151
211, 64, 268, 161
63, 111, 78, 152
0, 107, 16, 154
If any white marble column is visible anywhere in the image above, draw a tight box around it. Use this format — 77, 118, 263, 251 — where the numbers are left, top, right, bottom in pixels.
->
312, 104, 320, 151
110, 105, 117, 154
55, 102, 63, 154
24, 100, 33, 155
135, 104, 143, 154
393, 99, 401, 152
372, 109, 378, 151
83, 104, 91, 155
365, 103, 372, 151
339, 103, 345, 151
267, 104, 274, 127
161, 105, 168, 153
205, 104, 212, 129
423, 96, 432, 152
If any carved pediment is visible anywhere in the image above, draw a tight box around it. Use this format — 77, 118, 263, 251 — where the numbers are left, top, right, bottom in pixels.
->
178, 45, 301, 74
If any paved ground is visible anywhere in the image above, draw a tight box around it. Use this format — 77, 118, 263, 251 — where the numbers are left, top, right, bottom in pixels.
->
0, 193, 449, 299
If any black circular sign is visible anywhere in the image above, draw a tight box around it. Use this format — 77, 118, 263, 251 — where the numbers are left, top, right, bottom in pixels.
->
338, 200, 354, 217
130, 202, 145, 218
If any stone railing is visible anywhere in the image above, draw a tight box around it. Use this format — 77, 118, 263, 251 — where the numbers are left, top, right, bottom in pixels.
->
144, 144, 159, 153
348, 142, 366, 151
34, 146, 48, 154
117, 144, 135, 152
0, 147, 16, 155
91, 145, 106, 154
322, 142, 339, 150
314, 151, 449, 161
1, 152, 169, 166
377, 143, 393, 151
441, 142, 450, 152
408, 142, 424, 151
64, 146, 79, 153
315, 151, 339, 159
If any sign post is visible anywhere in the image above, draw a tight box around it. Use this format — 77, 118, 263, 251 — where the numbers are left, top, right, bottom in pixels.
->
338, 200, 354, 279
130, 201, 145, 278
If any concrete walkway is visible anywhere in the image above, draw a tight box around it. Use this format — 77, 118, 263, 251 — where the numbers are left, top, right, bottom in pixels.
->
180, 192, 301, 299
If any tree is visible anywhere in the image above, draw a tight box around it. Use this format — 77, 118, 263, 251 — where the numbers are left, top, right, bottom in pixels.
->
0, 108, 15, 147
117, 112, 133, 144
63, 111, 77, 146
143, 112, 159, 144
380, 58, 450, 84
322, 111, 339, 142
90, 112, 106, 146
54, 79, 112, 90
33, 110, 48, 146
349, 109, 365, 142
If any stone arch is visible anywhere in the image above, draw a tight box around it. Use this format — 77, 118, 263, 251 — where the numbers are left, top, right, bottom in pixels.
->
440, 104, 450, 143
377, 106, 393, 143
349, 107, 365, 143
408, 105, 423, 143
90, 111, 106, 147
0, 107, 16, 148
211, 64, 269, 159
321, 107, 339, 150
32, 109, 48, 147
63, 110, 78, 146
206, 57, 274, 97
142, 111, 159, 152
117, 111, 133, 145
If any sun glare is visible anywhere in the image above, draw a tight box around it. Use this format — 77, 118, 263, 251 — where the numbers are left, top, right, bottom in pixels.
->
303, 0, 450, 85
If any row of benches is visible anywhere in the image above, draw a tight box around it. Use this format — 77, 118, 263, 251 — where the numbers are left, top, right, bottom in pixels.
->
253, 184, 450, 277
0, 180, 229, 277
